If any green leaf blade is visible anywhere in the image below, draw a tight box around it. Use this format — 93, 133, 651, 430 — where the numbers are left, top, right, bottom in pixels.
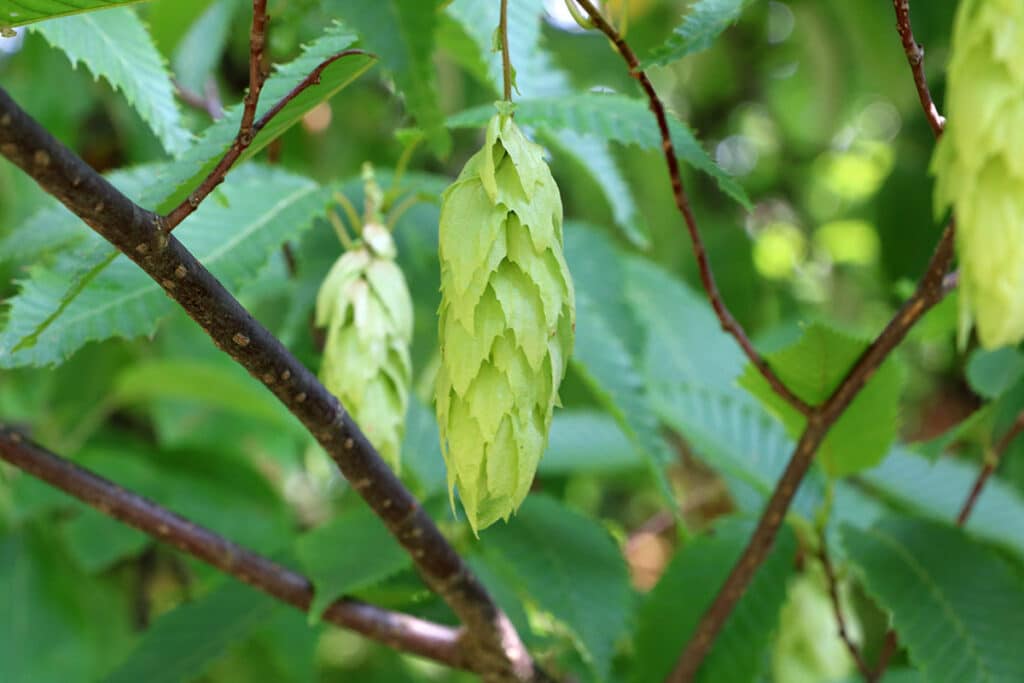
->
640, 0, 753, 70
31, 8, 192, 154
0, 0, 143, 27
843, 517, 1024, 683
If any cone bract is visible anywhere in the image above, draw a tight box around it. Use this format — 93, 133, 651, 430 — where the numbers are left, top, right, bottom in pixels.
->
435, 113, 575, 532
317, 223, 413, 470
932, 0, 1024, 348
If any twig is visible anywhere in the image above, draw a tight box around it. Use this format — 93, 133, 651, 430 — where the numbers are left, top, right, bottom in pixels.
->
818, 531, 872, 680
893, 0, 946, 137
0, 87, 548, 683
572, 0, 811, 417
957, 411, 1024, 525
240, 1, 270, 140
0, 426, 468, 670
174, 79, 224, 120
499, 0, 512, 101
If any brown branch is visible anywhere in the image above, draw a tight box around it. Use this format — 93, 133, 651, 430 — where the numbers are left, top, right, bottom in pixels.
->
0, 88, 547, 683
818, 531, 873, 680
240, 0, 270, 140
893, 0, 946, 137
0, 426, 468, 670
572, 0, 812, 418
957, 410, 1024, 525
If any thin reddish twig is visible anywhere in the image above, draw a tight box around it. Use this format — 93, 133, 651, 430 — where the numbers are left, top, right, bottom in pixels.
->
893, 0, 946, 138
572, 0, 811, 417
0, 427, 470, 670
957, 411, 1024, 525
818, 532, 873, 680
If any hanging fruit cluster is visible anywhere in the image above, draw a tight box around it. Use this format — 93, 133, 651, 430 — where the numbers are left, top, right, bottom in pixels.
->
435, 112, 575, 533
933, 0, 1024, 348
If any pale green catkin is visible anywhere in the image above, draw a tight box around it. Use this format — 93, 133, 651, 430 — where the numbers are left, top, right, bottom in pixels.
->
317, 223, 413, 471
436, 113, 575, 533
932, 0, 1024, 348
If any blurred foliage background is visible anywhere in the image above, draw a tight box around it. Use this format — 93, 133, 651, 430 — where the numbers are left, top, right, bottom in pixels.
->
3, 1, 1023, 682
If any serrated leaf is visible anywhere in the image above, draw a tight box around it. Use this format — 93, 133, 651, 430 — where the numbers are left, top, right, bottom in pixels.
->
481, 494, 631, 680
171, 0, 237, 93
565, 226, 676, 508
861, 446, 1024, 563
653, 381, 826, 519
842, 517, 1024, 683
155, 23, 373, 211
631, 518, 796, 683
640, 0, 753, 70
32, 7, 192, 154
295, 505, 410, 621
327, 0, 449, 156
739, 323, 906, 477
966, 346, 1024, 399
447, 0, 648, 246
448, 93, 750, 209
104, 579, 279, 683
0, 0, 142, 27
0, 165, 328, 367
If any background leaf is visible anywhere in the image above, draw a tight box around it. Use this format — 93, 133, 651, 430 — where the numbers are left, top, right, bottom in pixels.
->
326, 0, 449, 156
32, 7, 191, 154
843, 517, 1024, 683
0, 0, 142, 27
640, 0, 754, 70
630, 518, 796, 683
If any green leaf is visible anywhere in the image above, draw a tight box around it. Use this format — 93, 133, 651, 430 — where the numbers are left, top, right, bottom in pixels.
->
62, 508, 149, 573
842, 517, 1024, 683
861, 446, 1024, 563
481, 494, 631, 680
540, 410, 640, 476
0, 165, 329, 367
1, 527, 134, 683
32, 7, 192, 154
654, 381, 826, 519
631, 518, 796, 683
327, 0, 450, 156
155, 23, 373, 211
0, 0, 143, 27
446, 0, 648, 246
640, 0, 753, 70
565, 226, 677, 508
295, 505, 410, 621
966, 346, 1024, 399
171, 0, 238, 93
104, 579, 279, 683
739, 323, 906, 477
110, 358, 303, 435
447, 93, 751, 209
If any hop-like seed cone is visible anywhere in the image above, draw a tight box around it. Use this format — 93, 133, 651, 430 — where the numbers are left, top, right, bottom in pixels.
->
317, 224, 413, 471
435, 113, 575, 533
932, 0, 1024, 348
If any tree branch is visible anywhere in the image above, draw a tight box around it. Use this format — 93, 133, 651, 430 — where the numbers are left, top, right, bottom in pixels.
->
893, 0, 946, 137
572, 0, 811, 417
957, 411, 1024, 524
0, 87, 546, 683
0, 426, 469, 670
818, 531, 872, 681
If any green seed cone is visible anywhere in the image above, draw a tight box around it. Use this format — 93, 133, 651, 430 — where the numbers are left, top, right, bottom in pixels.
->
932, 0, 1024, 348
317, 223, 413, 471
435, 113, 575, 533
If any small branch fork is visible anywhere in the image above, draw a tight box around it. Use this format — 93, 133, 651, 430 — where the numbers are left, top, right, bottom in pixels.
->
0, 427, 469, 671
162, 2, 372, 231
572, 1, 957, 681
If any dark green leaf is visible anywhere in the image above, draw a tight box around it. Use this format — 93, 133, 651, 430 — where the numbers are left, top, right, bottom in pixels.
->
631, 518, 796, 683
640, 0, 754, 70
966, 346, 1024, 399
843, 517, 1024, 683
0, 0, 143, 27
